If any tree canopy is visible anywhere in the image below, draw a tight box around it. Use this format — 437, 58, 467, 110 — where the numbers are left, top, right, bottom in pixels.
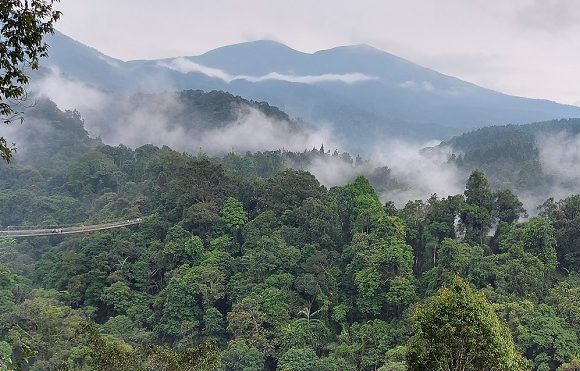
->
0, 101, 578, 370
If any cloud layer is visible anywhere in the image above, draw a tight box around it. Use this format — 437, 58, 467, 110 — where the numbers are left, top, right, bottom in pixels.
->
30, 70, 339, 155
372, 140, 464, 205
30, 70, 580, 214
160, 58, 377, 84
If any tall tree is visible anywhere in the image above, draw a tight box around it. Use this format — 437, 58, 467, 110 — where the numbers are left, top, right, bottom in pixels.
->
461, 170, 494, 245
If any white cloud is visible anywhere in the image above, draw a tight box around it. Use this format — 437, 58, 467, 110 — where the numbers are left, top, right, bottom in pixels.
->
244, 71, 377, 84
31, 67, 108, 112
511, 131, 580, 213
305, 156, 360, 187
185, 109, 338, 154
161, 58, 233, 81
372, 140, 465, 205
28, 70, 340, 154
400, 80, 435, 91
538, 131, 580, 184
159, 58, 377, 84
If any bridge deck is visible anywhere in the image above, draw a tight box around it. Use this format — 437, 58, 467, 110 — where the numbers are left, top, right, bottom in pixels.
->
0, 218, 143, 237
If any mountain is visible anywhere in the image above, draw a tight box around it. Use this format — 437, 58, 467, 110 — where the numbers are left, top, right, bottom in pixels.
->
36, 32, 580, 148
7, 89, 307, 161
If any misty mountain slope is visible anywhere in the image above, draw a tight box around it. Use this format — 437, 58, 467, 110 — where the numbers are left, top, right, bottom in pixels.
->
38, 32, 580, 147
0, 99, 100, 188
13, 99, 98, 164
66, 89, 328, 154
40, 32, 132, 89
440, 118, 580, 195
124, 90, 297, 130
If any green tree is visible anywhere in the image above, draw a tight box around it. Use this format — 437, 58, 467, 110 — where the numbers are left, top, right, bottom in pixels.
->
0, 0, 61, 161
158, 264, 204, 340
516, 304, 579, 371
278, 304, 330, 352
221, 197, 248, 231
461, 170, 493, 245
73, 322, 221, 371
242, 234, 300, 281
500, 217, 557, 270
547, 275, 580, 337
278, 347, 320, 371
226, 297, 271, 353
201, 307, 226, 343
221, 340, 264, 371
0, 340, 12, 370
406, 276, 528, 370
494, 189, 527, 225
421, 238, 485, 294
491, 245, 548, 300
539, 195, 580, 272
349, 217, 416, 316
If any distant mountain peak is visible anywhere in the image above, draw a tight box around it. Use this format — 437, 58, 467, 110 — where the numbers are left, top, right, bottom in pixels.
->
199, 39, 306, 58
338, 43, 383, 53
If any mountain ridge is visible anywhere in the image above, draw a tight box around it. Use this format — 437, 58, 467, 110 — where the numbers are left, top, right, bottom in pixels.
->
38, 31, 580, 148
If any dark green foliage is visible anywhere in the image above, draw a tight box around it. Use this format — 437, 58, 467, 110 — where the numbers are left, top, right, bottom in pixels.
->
540, 195, 580, 272
516, 305, 579, 371
222, 340, 264, 371
461, 170, 494, 245
445, 119, 580, 192
278, 347, 320, 371
1, 102, 579, 370
66, 322, 221, 371
558, 356, 580, 371
407, 276, 528, 371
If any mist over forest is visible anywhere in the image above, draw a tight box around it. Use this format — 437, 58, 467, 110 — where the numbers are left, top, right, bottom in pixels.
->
1, 8, 580, 371
23, 71, 580, 213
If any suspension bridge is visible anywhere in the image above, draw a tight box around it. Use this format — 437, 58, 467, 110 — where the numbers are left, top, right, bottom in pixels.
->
0, 218, 144, 238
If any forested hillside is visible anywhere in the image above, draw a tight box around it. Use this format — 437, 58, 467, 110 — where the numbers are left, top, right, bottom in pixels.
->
73, 88, 309, 153
0, 102, 579, 370
443, 118, 580, 194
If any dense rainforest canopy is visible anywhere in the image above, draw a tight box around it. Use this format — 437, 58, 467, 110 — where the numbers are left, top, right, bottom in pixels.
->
0, 101, 579, 370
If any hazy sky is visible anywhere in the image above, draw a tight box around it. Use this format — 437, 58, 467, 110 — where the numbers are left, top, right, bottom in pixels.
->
55, 0, 580, 105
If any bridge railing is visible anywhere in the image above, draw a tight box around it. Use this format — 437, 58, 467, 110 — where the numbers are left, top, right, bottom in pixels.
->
0, 217, 146, 237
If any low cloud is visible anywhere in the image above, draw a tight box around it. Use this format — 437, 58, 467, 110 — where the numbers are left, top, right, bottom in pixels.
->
302, 139, 467, 207
120, 104, 338, 154
31, 67, 108, 113
30, 71, 339, 154
29, 69, 468, 208
160, 58, 378, 84
538, 131, 580, 183
372, 140, 465, 205
162, 58, 232, 81
534, 131, 580, 206
400, 80, 435, 92
305, 156, 363, 188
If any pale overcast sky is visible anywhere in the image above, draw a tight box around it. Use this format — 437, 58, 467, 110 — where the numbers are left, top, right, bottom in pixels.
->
55, 0, 580, 105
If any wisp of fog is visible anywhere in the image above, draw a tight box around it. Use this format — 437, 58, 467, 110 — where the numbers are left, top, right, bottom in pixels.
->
25, 70, 580, 214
